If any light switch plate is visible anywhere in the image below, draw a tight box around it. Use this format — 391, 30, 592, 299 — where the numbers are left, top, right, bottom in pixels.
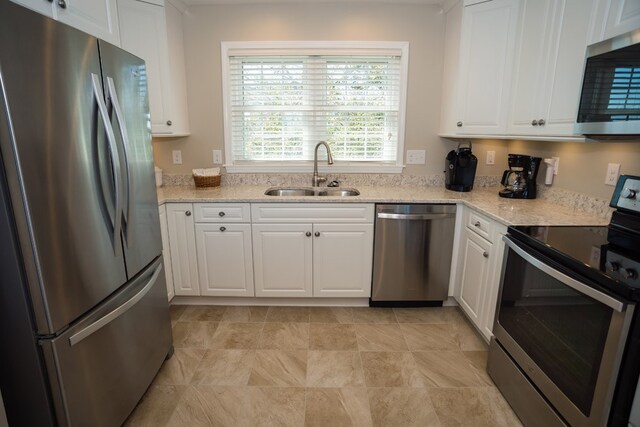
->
486, 151, 495, 165
605, 163, 620, 186
406, 150, 426, 165
212, 150, 222, 164
172, 150, 183, 165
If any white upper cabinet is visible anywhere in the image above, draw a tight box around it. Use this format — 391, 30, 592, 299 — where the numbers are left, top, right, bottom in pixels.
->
117, 0, 190, 136
591, 0, 640, 43
508, 0, 595, 136
11, 0, 120, 45
441, 0, 521, 135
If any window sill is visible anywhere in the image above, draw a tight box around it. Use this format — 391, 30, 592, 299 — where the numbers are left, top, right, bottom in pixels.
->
224, 163, 405, 174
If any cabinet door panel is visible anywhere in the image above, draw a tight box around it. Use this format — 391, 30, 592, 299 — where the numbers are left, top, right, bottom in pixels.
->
196, 224, 254, 297
252, 224, 313, 297
166, 204, 199, 296
458, 229, 491, 325
604, 0, 640, 40
57, 0, 120, 45
313, 224, 373, 298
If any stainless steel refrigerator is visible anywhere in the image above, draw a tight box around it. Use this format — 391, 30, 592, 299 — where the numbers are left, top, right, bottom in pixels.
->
0, 1, 173, 425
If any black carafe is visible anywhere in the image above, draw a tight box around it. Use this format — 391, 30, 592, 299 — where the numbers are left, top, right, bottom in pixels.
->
445, 142, 478, 192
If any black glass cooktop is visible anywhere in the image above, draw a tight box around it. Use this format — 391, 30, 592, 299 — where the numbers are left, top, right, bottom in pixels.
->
509, 224, 640, 301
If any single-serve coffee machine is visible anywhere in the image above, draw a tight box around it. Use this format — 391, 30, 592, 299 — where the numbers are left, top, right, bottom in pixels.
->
499, 154, 542, 199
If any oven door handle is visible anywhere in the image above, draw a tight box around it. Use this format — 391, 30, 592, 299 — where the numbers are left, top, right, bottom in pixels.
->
503, 235, 626, 312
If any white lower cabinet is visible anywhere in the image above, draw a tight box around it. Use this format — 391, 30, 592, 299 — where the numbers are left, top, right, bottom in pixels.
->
166, 203, 199, 296
453, 206, 507, 341
251, 203, 375, 298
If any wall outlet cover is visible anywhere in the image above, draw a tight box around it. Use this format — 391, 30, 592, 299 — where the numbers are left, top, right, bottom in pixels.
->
486, 150, 495, 165
213, 150, 223, 164
406, 150, 426, 165
552, 157, 560, 175
605, 163, 620, 186
172, 150, 183, 165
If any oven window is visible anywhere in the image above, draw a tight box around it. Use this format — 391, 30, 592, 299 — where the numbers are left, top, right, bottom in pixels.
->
498, 249, 613, 415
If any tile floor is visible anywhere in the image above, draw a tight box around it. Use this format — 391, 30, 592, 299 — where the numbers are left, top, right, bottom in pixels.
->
125, 305, 523, 427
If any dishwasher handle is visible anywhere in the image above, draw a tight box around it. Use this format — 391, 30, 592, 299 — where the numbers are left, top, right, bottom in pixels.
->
376, 212, 456, 220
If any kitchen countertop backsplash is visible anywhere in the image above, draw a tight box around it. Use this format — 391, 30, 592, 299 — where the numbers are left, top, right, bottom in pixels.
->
158, 173, 614, 226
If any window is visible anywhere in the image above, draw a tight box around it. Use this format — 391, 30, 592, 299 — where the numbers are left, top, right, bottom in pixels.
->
221, 42, 409, 173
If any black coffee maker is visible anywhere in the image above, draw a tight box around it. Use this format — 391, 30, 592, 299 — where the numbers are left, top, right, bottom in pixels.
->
499, 154, 542, 199
445, 142, 478, 192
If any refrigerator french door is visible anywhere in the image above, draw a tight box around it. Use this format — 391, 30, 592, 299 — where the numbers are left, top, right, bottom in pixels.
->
0, 1, 172, 426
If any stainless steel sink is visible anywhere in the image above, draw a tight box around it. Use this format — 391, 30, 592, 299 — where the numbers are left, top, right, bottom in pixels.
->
264, 187, 360, 197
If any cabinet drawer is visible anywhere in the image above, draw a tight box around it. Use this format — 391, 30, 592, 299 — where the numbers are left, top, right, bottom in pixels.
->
194, 203, 251, 223
465, 209, 494, 242
251, 203, 374, 223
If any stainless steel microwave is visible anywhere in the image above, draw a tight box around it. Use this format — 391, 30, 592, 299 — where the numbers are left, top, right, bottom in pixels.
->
575, 29, 640, 137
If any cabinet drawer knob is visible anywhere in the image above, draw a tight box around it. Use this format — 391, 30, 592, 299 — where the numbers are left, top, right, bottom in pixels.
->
456, 121, 463, 127
166, 120, 172, 126
305, 231, 312, 237
538, 119, 545, 126
531, 119, 538, 126
483, 251, 489, 258
57, 0, 67, 9
474, 221, 481, 227
315, 231, 320, 237
185, 210, 191, 216
219, 226, 226, 232
219, 211, 225, 217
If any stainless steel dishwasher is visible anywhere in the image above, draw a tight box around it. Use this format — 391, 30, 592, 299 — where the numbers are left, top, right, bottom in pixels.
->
371, 204, 457, 306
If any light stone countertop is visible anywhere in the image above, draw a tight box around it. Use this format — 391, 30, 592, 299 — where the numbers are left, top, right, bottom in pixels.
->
157, 185, 609, 227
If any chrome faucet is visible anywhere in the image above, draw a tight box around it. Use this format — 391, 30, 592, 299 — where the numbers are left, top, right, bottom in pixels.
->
312, 141, 334, 187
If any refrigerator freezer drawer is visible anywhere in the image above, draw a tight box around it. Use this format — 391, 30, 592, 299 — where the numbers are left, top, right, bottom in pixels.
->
40, 257, 172, 427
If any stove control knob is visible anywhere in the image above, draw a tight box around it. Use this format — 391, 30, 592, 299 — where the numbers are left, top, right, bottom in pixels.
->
623, 268, 638, 280
621, 188, 637, 199
607, 262, 621, 272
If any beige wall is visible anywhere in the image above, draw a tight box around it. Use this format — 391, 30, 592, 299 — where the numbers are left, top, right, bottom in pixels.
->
152, 2, 447, 175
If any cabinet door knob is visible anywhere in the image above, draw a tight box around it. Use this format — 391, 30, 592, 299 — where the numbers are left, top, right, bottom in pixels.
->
314, 231, 320, 237
456, 121, 463, 127
538, 119, 545, 126
166, 120, 172, 126
474, 221, 481, 227
57, 0, 67, 8
218, 211, 225, 217
219, 226, 226, 232
483, 251, 489, 258
531, 120, 538, 126
305, 231, 312, 237
185, 210, 191, 216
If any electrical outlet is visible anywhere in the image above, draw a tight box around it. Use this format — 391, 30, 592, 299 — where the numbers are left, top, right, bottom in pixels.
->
552, 157, 560, 175
406, 150, 426, 165
605, 163, 620, 186
172, 150, 183, 165
212, 150, 222, 164
486, 151, 495, 165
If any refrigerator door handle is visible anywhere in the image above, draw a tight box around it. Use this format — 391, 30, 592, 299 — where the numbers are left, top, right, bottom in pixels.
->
106, 76, 133, 246
91, 73, 123, 257
68, 263, 163, 346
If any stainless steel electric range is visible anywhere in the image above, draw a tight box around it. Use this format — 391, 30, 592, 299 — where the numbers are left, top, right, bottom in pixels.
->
488, 175, 640, 427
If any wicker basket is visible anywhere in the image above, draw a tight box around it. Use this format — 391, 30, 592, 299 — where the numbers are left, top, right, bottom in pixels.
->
193, 174, 221, 188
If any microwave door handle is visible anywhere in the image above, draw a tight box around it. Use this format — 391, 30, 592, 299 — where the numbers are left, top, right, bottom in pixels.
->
91, 73, 122, 257
503, 235, 626, 312
106, 76, 133, 247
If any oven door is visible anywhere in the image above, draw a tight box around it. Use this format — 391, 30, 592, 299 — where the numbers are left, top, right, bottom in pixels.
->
494, 235, 635, 427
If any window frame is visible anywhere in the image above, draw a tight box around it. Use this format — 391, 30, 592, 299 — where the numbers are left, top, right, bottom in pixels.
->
220, 41, 409, 174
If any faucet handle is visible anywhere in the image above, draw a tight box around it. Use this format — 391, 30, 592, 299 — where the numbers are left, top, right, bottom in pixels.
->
327, 180, 340, 187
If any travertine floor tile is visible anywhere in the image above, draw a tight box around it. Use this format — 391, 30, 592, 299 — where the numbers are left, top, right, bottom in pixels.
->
259, 322, 309, 350
220, 306, 268, 323
309, 307, 354, 323
169, 305, 186, 322
452, 318, 488, 351
352, 307, 397, 324
154, 348, 206, 386
248, 350, 307, 387
209, 322, 263, 349
429, 387, 495, 427
266, 307, 310, 322
355, 324, 408, 351
484, 386, 523, 427
400, 323, 459, 351
368, 387, 440, 427
393, 307, 460, 324
309, 323, 358, 350
180, 306, 227, 322
305, 388, 373, 427
172, 321, 219, 348
124, 384, 186, 427
191, 349, 255, 386
463, 351, 493, 386
166, 385, 246, 427
413, 351, 483, 388
360, 352, 423, 387
245, 386, 306, 426
307, 351, 365, 387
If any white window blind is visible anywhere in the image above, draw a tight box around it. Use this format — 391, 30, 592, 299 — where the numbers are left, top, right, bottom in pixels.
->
221, 42, 408, 172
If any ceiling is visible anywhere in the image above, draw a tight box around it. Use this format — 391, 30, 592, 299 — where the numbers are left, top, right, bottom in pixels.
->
181, 0, 444, 5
